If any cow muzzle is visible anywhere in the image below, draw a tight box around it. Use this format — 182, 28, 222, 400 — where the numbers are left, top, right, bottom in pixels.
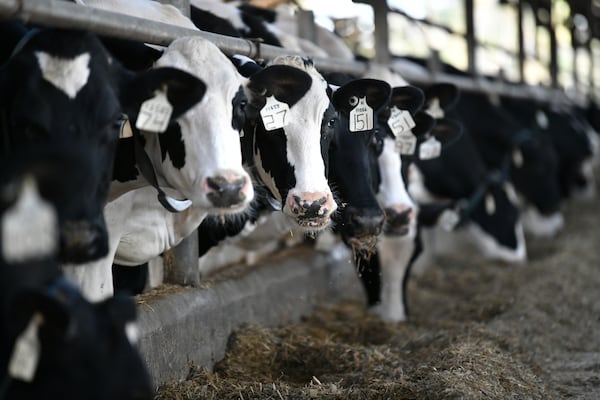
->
341, 206, 384, 252
383, 205, 414, 236
60, 220, 109, 263
285, 191, 336, 230
204, 172, 252, 210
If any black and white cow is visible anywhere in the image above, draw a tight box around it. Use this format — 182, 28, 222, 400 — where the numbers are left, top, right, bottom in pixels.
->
0, 26, 206, 264
451, 91, 564, 238
409, 87, 527, 265
66, 35, 254, 301
0, 152, 152, 400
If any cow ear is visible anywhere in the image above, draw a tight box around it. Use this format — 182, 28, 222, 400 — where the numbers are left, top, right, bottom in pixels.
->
412, 112, 436, 138
430, 118, 463, 146
332, 78, 391, 115
425, 83, 460, 110
9, 291, 71, 341
119, 67, 207, 127
390, 86, 425, 115
246, 64, 312, 107
230, 54, 263, 78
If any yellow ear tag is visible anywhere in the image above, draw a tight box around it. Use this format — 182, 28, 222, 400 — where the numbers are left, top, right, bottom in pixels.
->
135, 91, 173, 133
260, 96, 290, 131
349, 97, 373, 132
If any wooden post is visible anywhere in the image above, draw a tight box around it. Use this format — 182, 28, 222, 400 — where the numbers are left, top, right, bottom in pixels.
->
155, 0, 200, 287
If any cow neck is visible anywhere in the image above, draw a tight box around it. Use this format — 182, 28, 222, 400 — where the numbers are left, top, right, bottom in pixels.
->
454, 169, 507, 225
132, 127, 191, 213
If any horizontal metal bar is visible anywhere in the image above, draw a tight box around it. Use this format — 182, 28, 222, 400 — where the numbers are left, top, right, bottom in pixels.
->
1, 0, 578, 104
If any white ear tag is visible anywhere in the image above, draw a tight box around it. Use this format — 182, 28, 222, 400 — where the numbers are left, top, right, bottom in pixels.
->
135, 91, 173, 133
395, 132, 418, 155
2, 178, 58, 263
439, 209, 459, 231
260, 96, 290, 131
485, 193, 496, 215
119, 117, 133, 139
9, 313, 43, 382
419, 136, 441, 160
388, 107, 416, 136
536, 110, 548, 130
426, 98, 445, 119
512, 148, 524, 168
349, 97, 373, 132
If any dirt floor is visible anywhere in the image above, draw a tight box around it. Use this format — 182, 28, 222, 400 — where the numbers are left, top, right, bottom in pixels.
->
155, 194, 600, 400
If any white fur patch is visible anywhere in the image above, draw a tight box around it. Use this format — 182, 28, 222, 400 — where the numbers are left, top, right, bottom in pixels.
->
35, 52, 90, 99
522, 208, 564, 238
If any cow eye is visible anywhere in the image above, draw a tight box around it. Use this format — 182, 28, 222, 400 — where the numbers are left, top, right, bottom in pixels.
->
327, 118, 336, 128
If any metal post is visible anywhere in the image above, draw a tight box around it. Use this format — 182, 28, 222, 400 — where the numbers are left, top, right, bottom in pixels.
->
155, 0, 199, 287
517, 0, 525, 83
296, 9, 316, 43
371, 0, 390, 64
465, 0, 476, 75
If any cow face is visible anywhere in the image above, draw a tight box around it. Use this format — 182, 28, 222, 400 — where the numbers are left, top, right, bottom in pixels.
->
374, 86, 428, 238
136, 36, 253, 214
0, 28, 206, 263
5, 289, 152, 400
329, 78, 392, 252
244, 56, 335, 231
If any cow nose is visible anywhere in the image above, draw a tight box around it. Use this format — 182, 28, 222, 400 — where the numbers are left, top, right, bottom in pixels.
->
383, 206, 413, 236
346, 207, 385, 236
289, 192, 335, 219
60, 221, 109, 263
205, 174, 249, 208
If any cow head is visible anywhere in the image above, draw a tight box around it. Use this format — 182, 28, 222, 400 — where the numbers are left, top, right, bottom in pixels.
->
328, 78, 392, 252
5, 286, 152, 399
0, 28, 206, 263
131, 36, 253, 215
243, 56, 335, 231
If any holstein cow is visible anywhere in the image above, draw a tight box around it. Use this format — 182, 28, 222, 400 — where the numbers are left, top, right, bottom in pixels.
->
0, 26, 205, 263
67, 36, 254, 301
410, 84, 527, 268
0, 153, 152, 400
450, 91, 564, 238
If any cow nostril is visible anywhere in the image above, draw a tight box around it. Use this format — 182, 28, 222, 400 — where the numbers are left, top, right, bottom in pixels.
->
206, 176, 228, 192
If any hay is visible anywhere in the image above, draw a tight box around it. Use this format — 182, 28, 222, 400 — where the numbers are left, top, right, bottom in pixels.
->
156, 185, 600, 399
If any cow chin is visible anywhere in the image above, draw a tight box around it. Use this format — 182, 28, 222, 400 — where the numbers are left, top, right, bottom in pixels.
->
343, 234, 378, 255
287, 213, 332, 232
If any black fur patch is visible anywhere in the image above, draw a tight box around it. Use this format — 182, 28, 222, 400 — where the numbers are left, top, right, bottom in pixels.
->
158, 123, 186, 169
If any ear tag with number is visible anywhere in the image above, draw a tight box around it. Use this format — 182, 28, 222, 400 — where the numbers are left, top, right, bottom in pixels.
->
485, 193, 496, 215
419, 136, 441, 160
439, 209, 460, 231
2, 178, 58, 263
349, 97, 373, 132
512, 148, 524, 168
388, 107, 416, 136
395, 132, 418, 155
135, 91, 173, 133
119, 117, 133, 139
260, 96, 290, 131
426, 98, 445, 119
8, 313, 43, 382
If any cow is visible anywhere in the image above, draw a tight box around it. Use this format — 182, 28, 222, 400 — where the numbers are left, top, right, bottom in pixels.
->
65, 35, 254, 301
410, 90, 527, 267
0, 26, 206, 264
0, 152, 152, 400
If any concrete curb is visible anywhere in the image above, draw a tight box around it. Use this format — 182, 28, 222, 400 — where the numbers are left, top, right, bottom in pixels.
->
136, 246, 363, 387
